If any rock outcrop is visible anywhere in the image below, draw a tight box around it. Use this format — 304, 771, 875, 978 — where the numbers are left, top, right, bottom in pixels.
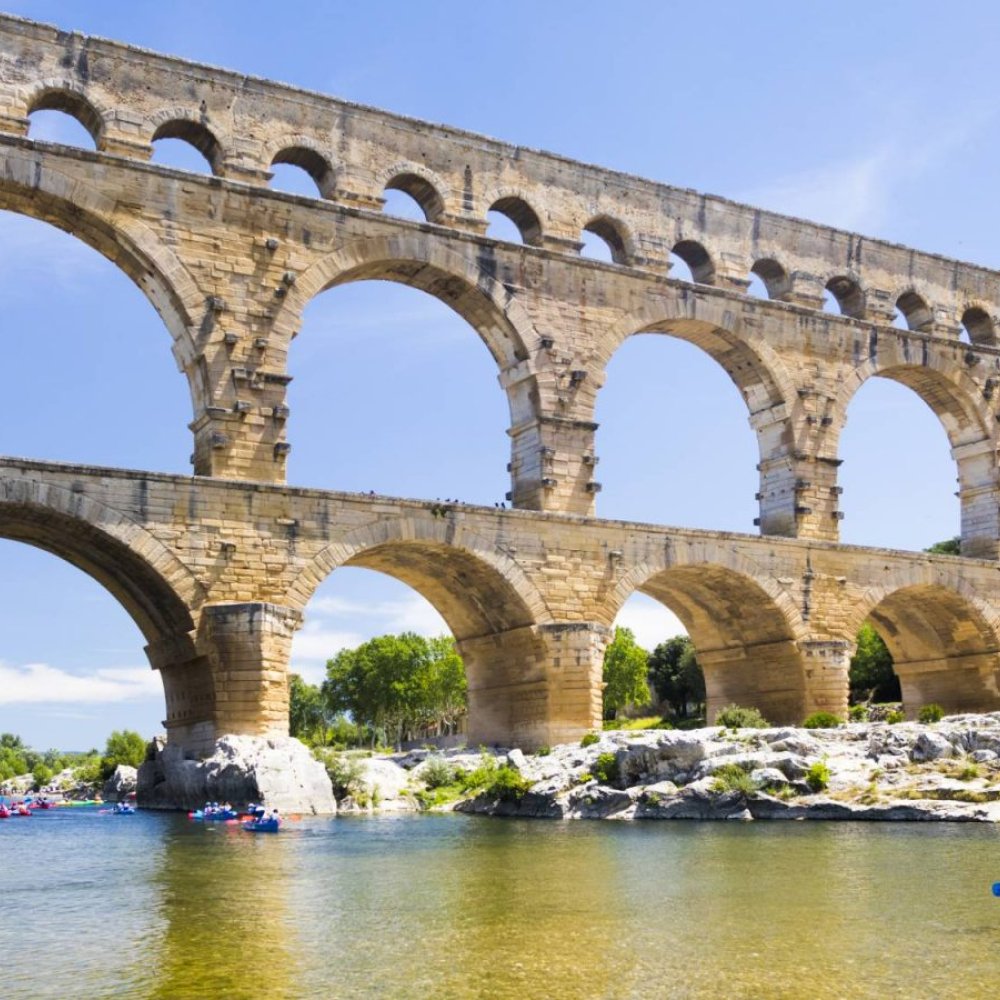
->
137, 734, 336, 814
102, 764, 138, 803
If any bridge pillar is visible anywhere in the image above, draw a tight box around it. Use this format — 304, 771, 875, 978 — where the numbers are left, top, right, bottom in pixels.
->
752, 406, 841, 541
798, 639, 852, 719
954, 439, 1000, 559
146, 634, 217, 757
700, 639, 809, 726
894, 653, 1000, 718
507, 416, 599, 515
460, 622, 608, 749
198, 602, 301, 740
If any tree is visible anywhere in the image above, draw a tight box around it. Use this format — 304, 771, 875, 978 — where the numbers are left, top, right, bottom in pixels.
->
648, 635, 705, 719
0, 733, 29, 783
850, 622, 900, 703
602, 626, 652, 719
288, 674, 329, 745
100, 729, 146, 780
925, 537, 961, 555
323, 633, 467, 746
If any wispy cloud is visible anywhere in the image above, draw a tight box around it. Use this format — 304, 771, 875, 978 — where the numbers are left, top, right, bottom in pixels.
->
0, 661, 161, 705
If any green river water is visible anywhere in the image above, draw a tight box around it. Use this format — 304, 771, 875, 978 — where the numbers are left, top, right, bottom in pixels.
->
2, 808, 999, 998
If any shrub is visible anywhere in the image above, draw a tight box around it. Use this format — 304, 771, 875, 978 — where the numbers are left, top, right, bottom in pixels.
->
534, 745, 551, 757
805, 761, 831, 792
885, 710, 905, 725
593, 752, 620, 785
711, 763, 756, 796
715, 705, 770, 730
577, 771, 594, 784
957, 763, 980, 782
482, 765, 532, 802
319, 751, 366, 799
580, 732, 601, 748
918, 704, 944, 724
421, 756, 456, 790
802, 712, 843, 729
848, 704, 869, 722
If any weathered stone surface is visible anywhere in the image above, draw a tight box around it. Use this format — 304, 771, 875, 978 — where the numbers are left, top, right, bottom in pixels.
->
102, 765, 137, 803
339, 759, 416, 814
911, 732, 955, 762
137, 735, 335, 814
4, 15, 1000, 759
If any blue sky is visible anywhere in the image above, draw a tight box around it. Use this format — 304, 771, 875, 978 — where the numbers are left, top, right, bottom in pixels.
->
0, 0, 989, 749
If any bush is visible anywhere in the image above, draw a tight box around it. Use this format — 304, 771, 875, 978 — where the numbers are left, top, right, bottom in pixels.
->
802, 712, 843, 729
715, 705, 770, 730
711, 763, 756, 796
593, 752, 619, 785
957, 763, 980, 782
848, 704, 869, 722
482, 765, 532, 802
885, 710, 905, 725
534, 745, 551, 757
918, 704, 944, 724
421, 756, 456, 790
318, 751, 366, 799
805, 761, 831, 792
580, 732, 601, 748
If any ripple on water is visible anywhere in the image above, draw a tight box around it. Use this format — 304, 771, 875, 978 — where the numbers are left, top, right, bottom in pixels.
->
3, 812, 1000, 999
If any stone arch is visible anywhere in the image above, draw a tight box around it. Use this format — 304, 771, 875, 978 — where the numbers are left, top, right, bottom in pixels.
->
848, 577, 1000, 716
835, 354, 998, 556
0, 144, 202, 373
824, 273, 866, 318
23, 80, 108, 146
581, 214, 634, 265
604, 544, 807, 724
290, 515, 550, 633
750, 257, 792, 301
961, 304, 997, 347
271, 232, 538, 370
599, 289, 795, 417
0, 475, 203, 645
483, 187, 544, 246
894, 288, 934, 332
268, 140, 335, 198
671, 239, 715, 284
149, 110, 225, 175
377, 161, 450, 223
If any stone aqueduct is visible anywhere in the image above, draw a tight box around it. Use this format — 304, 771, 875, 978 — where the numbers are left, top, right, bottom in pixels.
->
2, 14, 1000, 751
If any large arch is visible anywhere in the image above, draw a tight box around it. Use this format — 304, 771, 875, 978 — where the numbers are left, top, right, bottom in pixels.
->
271, 233, 537, 372
0, 144, 201, 372
604, 546, 806, 724
834, 354, 999, 556
850, 580, 1000, 717
292, 516, 551, 744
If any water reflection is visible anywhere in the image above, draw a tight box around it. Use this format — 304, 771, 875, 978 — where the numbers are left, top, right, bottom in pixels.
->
149, 818, 299, 999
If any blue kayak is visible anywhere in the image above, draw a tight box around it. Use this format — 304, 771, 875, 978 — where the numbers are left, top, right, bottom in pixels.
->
243, 817, 281, 833
112, 804, 135, 814
189, 808, 239, 821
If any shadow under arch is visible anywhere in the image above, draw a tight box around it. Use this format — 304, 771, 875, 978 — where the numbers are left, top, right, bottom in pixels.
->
835, 357, 997, 556
272, 233, 537, 371
292, 516, 551, 743
854, 582, 1000, 717
606, 553, 806, 724
0, 144, 201, 370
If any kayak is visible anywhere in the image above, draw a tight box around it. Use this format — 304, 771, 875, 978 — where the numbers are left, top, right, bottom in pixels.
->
0, 805, 9, 819
11, 805, 31, 817
112, 804, 136, 814
189, 809, 239, 822
243, 817, 281, 833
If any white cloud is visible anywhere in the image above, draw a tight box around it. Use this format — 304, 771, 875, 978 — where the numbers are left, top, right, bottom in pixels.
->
741, 149, 894, 234
0, 661, 161, 705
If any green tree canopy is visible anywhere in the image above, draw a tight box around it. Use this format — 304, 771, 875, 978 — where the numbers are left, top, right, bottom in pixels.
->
648, 635, 705, 719
322, 633, 467, 746
602, 626, 652, 719
925, 537, 961, 555
100, 729, 147, 780
849, 622, 899, 703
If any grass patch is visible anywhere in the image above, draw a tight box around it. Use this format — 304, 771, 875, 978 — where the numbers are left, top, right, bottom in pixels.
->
593, 752, 620, 785
805, 761, 831, 792
802, 712, 842, 729
714, 705, 770, 730
580, 732, 601, 748
602, 716, 673, 732
711, 763, 756, 796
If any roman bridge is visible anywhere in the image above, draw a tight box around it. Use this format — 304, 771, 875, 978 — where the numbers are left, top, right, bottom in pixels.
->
2, 15, 1000, 750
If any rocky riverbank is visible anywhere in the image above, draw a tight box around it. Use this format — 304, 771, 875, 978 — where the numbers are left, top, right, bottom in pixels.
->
325, 712, 1000, 822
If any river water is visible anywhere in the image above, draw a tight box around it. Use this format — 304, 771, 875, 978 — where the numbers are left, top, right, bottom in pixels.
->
2, 808, 999, 998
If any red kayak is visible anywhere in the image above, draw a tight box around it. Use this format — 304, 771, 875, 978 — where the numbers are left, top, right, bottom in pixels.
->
0, 805, 10, 819
12, 804, 31, 816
